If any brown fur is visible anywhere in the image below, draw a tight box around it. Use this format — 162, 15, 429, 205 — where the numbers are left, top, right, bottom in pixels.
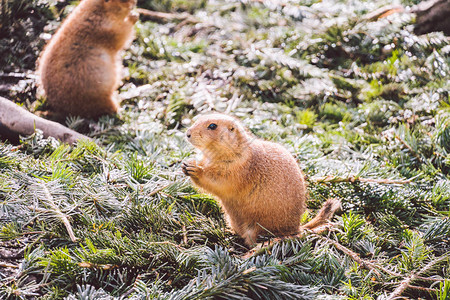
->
37, 0, 138, 120
182, 113, 340, 245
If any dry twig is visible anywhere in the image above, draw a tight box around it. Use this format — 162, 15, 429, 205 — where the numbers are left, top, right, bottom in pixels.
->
137, 8, 198, 24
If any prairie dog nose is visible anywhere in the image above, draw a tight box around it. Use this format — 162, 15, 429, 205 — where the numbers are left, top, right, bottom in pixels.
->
186, 129, 192, 138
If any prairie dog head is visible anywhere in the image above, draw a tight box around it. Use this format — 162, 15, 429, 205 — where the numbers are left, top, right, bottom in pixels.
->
186, 114, 250, 161
102, 0, 136, 16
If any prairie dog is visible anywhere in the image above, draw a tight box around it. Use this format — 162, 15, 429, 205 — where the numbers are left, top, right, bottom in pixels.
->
37, 0, 138, 120
182, 113, 340, 245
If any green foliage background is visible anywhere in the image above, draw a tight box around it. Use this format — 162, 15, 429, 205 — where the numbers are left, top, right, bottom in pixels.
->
0, 0, 449, 299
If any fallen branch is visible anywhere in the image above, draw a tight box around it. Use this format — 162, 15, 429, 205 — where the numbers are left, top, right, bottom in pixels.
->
311, 175, 411, 185
0, 96, 91, 145
137, 8, 198, 24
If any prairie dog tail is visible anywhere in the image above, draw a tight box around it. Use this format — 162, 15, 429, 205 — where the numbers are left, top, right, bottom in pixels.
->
302, 198, 341, 230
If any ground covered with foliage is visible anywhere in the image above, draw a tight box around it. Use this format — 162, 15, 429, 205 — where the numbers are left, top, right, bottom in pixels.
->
1, 0, 450, 299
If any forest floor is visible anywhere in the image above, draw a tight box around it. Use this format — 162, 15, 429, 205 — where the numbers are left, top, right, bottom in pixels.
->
0, 0, 449, 299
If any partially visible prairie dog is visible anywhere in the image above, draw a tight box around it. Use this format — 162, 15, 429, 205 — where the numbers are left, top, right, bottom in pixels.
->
37, 0, 139, 120
182, 113, 340, 245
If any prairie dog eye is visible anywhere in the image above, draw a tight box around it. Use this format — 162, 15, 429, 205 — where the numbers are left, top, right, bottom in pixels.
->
207, 123, 218, 130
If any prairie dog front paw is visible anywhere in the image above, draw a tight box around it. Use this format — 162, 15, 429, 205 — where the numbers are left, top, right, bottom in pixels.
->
128, 11, 139, 23
182, 159, 203, 178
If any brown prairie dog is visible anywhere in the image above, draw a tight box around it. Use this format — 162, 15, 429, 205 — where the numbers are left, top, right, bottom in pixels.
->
37, 0, 139, 120
182, 113, 340, 245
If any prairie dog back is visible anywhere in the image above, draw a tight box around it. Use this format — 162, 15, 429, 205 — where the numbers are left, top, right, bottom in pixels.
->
37, 0, 139, 120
